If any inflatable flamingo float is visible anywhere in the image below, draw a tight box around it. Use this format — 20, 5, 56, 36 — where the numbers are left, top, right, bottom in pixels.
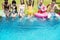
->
35, 4, 48, 19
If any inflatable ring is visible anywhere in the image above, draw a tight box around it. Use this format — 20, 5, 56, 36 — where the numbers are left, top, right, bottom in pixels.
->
35, 12, 48, 18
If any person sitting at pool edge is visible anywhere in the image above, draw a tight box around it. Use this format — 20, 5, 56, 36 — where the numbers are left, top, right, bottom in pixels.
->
2, 0, 10, 19
10, 0, 18, 19
18, 0, 25, 18
47, 1, 60, 19
26, 0, 34, 19
35, 0, 48, 20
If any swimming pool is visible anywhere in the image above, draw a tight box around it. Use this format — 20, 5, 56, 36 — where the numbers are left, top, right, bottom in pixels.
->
0, 17, 60, 40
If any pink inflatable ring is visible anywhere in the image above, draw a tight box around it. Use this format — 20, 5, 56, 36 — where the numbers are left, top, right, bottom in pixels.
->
35, 12, 48, 18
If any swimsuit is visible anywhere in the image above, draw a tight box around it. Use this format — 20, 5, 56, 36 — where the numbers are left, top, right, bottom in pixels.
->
11, 6, 17, 14
4, 2, 9, 11
27, 6, 33, 15
4, 2, 10, 14
19, 5, 25, 14
11, 1, 17, 14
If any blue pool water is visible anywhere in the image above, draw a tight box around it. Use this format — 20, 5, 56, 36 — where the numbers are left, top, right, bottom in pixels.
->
0, 17, 60, 40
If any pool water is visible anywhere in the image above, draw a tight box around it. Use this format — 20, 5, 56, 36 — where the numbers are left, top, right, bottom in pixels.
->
0, 17, 60, 40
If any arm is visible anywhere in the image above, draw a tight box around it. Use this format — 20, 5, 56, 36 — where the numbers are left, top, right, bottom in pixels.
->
55, 4, 60, 10
9, 4, 11, 12
26, 0, 28, 9
2, 3, 4, 10
32, 0, 34, 7
47, 3, 51, 8
26, 0, 28, 6
18, 5, 20, 15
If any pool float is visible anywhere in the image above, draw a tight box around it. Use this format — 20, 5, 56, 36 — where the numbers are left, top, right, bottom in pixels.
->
58, 12, 60, 20
35, 5, 48, 18
35, 12, 48, 18
58, 12, 60, 16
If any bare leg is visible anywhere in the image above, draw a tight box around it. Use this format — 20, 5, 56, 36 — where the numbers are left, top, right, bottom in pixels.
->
11, 13, 17, 20
4, 10, 10, 20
